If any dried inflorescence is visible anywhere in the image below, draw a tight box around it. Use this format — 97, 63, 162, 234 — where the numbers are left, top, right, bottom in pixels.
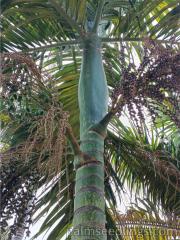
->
112, 40, 180, 130
0, 53, 70, 238
0, 105, 70, 238
22, 106, 69, 176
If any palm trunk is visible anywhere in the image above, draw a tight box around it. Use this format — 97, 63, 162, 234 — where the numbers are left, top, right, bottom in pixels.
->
72, 33, 108, 239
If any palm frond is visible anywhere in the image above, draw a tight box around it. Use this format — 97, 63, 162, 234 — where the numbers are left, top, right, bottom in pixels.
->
105, 117, 180, 215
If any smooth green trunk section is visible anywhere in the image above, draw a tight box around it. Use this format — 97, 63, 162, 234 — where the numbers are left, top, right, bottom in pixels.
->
72, 34, 108, 240
78, 34, 108, 138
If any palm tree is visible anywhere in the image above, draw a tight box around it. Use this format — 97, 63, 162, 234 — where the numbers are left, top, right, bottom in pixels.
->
0, 1, 179, 239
